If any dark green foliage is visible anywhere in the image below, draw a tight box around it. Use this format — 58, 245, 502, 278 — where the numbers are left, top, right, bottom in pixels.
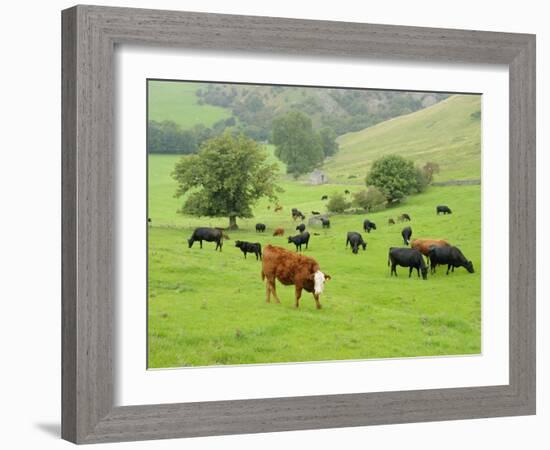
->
319, 128, 339, 157
172, 132, 282, 229
366, 155, 427, 203
272, 111, 324, 177
327, 192, 350, 213
352, 187, 386, 211
195, 84, 449, 142
148, 120, 198, 154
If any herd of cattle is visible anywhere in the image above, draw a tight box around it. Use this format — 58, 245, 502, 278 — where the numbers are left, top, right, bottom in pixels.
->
184, 203, 474, 309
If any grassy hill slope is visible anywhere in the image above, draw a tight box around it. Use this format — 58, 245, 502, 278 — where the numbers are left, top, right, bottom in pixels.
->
148, 80, 231, 128
325, 95, 481, 182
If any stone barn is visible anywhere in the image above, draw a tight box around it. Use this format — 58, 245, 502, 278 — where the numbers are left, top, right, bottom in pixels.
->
309, 169, 328, 185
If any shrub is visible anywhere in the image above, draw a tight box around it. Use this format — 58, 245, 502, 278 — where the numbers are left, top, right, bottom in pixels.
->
327, 192, 350, 213
352, 186, 387, 211
366, 154, 427, 203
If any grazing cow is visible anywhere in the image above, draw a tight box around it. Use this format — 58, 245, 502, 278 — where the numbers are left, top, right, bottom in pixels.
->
235, 240, 262, 260
398, 213, 411, 222
274, 205, 283, 212
388, 218, 395, 225
411, 239, 451, 258
296, 223, 306, 233
401, 226, 413, 245
344, 189, 350, 194
291, 208, 305, 221
311, 210, 321, 215
346, 232, 367, 254
188, 227, 224, 251
363, 219, 377, 233
388, 247, 428, 280
321, 195, 328, 200
255, 223, 266, 233
436, 205, 452, 215
261, 245, 331, 309
428, 246, 474, 275
288, 231, 311, 251
273, 227, 284, 236
321, 218, 330, 228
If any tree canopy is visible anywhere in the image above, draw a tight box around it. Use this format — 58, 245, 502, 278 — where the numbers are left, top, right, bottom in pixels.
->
172, 132, 282, 229
271, 111, 324, 177
366, 155, 427, 203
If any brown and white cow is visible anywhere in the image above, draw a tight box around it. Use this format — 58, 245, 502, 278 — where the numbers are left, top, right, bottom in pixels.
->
261, 245, 330, 309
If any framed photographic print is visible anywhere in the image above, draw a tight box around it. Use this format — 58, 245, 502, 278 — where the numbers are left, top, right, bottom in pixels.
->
62, 5, 536, 444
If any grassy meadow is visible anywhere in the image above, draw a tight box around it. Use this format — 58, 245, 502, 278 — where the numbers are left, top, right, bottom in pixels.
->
148, 80, 231, 128
147, 90, 481, 368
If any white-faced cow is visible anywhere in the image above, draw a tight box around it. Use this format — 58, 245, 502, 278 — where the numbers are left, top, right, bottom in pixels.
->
261, 245, 331, 309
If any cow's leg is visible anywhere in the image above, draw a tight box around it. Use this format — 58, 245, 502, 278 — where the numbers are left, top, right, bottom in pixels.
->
199, 240, 203, 249
391, 264, 397, 277
446, 264, 451, 275
268, 278, 281, 304
244, 251, 247, 259
416, 267, 420, 277
409, 267, 413, 278
313, 293, 322, 309
294, 286, 302, 308
265, 278, 271, 303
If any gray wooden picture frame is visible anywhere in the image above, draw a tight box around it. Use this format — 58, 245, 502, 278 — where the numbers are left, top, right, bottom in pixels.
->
61, 4, 536, 444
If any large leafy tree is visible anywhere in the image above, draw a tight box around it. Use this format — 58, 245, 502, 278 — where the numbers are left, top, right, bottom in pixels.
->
272, 111, 324, 177
318, 127, 339, 157
172, 132, 282, 229
366, 155, 427, 203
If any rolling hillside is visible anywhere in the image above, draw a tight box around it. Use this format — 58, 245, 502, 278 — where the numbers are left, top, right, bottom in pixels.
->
147, 80, 231, 128
324, 95, 481, 182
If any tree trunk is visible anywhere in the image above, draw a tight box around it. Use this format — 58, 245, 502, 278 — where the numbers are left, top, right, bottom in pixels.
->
228, 215, 238, 230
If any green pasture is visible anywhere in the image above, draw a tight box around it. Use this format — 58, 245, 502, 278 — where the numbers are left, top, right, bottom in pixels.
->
148, 154, 481, 368
325, 95, 481, 182
148, 80, 231, 128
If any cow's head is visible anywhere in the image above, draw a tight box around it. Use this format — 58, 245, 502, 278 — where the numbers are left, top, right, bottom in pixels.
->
465, 261, 475, 273
313, 270, 331, 295
362, 242, 367, 251
187, 238, 194, 248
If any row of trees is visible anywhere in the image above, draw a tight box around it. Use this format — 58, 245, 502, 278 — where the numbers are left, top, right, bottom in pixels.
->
147, 118, 236, 154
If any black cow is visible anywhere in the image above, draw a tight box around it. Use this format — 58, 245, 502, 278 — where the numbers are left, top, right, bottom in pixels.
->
398, 213, 411, 222
346, 232, 367, 254
255, 223, 266, 232
321, 218, 330, 229
344, 189, 350, 194
235, 240, 262, 260
288, 231, 310, 251
321, 195, 328, 200
311, 211, 321, 215
291, 208, 305, 221
388, 247, 428, 280
188, 227, 224, 251
436, 205, 452, 215
296, 223, 306, 233
363, 219, 377, 233
428, 246, 474, 275
401, 226, 413, 245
